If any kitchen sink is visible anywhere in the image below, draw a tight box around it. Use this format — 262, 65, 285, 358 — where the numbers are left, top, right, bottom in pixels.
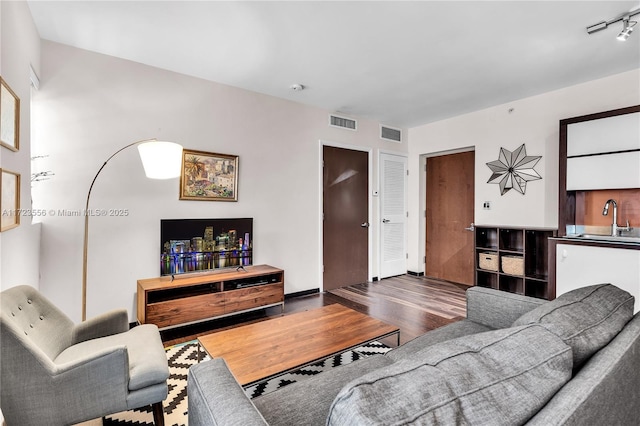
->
566, 233, 640, 244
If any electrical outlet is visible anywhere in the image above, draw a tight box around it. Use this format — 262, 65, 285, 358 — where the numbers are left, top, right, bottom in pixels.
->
483, 201, 491, 210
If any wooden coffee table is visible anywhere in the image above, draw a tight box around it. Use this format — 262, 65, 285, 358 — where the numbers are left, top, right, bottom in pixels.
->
197, 304, 400, 386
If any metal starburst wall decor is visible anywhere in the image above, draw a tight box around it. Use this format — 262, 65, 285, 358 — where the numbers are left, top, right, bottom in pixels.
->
486, 144, 542, 195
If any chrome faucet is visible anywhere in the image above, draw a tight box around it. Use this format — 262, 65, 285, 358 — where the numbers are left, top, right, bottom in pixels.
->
602, 199, 631, 236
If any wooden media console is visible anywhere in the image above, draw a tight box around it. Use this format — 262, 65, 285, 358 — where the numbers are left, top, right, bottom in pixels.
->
137, 264, 284, 329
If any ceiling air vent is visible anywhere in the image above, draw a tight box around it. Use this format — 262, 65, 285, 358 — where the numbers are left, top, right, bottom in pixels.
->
380, 125, 402, 143
329, 114, 357, 131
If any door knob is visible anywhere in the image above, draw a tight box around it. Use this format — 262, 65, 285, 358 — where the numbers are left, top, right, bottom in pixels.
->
361, 222, 370, 228
464, 223, 475, 231
382, 219, 390, 224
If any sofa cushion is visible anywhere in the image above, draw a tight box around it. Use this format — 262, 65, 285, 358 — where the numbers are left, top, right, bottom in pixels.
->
327, 324, 573, 426
253, 354, 393, 426
512, 283, 634, 367
466, 286, 547, 329
386, 319, 492, 362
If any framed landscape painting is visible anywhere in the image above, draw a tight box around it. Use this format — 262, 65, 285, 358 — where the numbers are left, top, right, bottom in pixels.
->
180, 149, 238, 201
0, 77, 20, 152
1, 169, 20, 232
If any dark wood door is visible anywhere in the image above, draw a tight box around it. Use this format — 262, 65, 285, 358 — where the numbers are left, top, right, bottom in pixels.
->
323, 146, 369, 291
425, 151, 475, 286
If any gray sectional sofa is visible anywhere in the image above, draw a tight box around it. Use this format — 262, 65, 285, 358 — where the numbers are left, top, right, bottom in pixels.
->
188, 284, 640, 425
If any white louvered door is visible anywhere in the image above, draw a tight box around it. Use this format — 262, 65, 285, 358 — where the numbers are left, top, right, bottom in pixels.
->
380, 153, 407, 279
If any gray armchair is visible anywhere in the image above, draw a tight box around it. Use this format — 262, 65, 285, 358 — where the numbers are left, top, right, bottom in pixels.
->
1, 285, 170, 426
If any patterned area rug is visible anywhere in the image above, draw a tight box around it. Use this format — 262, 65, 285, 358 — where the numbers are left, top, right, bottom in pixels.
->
104, 339, 390, 425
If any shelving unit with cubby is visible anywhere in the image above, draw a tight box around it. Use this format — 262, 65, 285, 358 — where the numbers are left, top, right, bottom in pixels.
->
475, 227, 556, 299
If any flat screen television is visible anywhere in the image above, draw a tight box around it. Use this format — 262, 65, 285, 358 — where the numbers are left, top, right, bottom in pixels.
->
160, 218, 253, 276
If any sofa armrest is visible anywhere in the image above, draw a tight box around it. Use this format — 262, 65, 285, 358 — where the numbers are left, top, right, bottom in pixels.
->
72, 309, 129, 344
466, 287, 546, 329
526, 312, 640, 425
188, 359, 268, 426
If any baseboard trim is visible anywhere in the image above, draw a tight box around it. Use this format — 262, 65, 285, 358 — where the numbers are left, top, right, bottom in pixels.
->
407, 270, 424, 277
285, 288, 320, 299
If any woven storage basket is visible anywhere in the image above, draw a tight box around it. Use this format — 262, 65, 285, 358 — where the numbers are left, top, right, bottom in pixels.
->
502, 256, 524, 276
479, 253, 499, 271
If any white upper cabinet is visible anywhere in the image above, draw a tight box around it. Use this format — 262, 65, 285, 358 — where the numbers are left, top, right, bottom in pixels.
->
566, 111, 640, 190
567, 112, 640, 156
567, 152, 640, 190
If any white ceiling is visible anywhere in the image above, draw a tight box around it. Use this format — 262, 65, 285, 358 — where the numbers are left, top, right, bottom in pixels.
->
27, 1, 640, 128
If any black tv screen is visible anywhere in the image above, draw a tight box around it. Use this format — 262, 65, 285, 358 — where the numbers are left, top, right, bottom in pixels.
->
160, 218, 253, 276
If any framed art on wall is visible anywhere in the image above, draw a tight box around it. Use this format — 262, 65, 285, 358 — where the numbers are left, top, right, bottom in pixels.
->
180, 149, 238, 201
1, 169, 21, 232
0, 77, 20, 152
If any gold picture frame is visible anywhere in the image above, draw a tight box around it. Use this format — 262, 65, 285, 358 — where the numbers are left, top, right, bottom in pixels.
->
0, 77, 20, 152
180, 149, 238, 201
1, 169, 20, 232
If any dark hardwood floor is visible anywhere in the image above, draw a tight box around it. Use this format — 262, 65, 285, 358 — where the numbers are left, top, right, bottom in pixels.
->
161, 274, 469, 347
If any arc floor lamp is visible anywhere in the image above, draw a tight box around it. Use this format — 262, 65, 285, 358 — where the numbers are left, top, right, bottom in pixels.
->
82, 139, 183, 321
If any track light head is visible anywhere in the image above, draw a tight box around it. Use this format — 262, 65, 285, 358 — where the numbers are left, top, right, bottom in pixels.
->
617, 17, 636, 41
586, 7, 640, 40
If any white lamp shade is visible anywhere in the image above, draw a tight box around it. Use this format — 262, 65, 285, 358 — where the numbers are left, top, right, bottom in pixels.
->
137, 141, 183, 179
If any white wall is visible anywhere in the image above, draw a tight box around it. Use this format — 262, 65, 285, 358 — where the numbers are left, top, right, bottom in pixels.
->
0, 0, 42, 292
0, 3, 42, 423
32, 41, 407, 322
407, 69, 640, 273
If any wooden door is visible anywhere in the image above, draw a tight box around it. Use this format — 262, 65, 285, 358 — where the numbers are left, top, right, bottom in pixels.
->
425, 151, 475, 285
323, 146, 369, 291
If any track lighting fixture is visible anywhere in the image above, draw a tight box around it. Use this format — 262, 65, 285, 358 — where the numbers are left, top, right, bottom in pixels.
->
586, 8, 640, 41
617, 17, 637, 41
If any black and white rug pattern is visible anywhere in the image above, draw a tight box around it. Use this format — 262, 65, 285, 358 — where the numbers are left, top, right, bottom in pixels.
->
243, 340, 391, 399
104, 340, 390, 425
